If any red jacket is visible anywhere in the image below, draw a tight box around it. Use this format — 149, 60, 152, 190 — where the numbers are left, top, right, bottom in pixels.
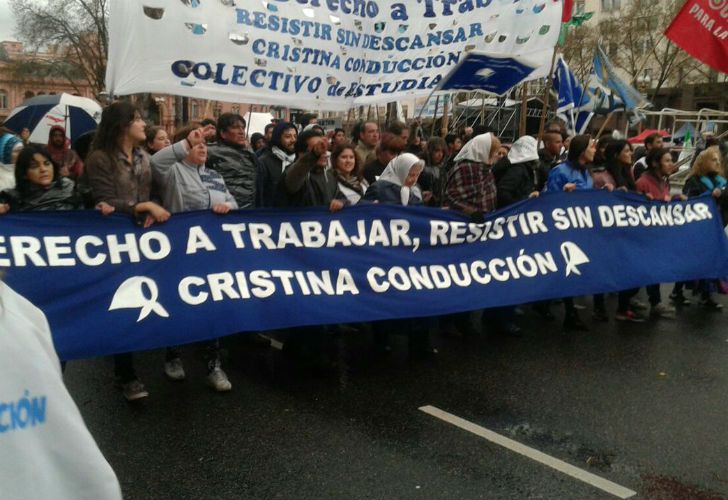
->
635, 171, 670, 201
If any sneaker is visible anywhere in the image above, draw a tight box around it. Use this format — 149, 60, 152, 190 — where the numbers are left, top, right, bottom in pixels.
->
699, 298, 723, 310
164, 358, 186, 381
615, 310, 646, 322
592, 308, 609, 322
206, 367, 232, 392
669, 293, 691, 306
629, 298, 649, 310
650, 303, 676, 317
121, 379, 149, 401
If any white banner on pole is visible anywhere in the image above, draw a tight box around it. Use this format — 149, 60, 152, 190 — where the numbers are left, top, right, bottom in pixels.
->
107, 0, 562, 110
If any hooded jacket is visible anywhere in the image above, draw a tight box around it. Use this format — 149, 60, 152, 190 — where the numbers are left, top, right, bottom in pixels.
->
47, 126, 84, 179
151, 141, 238, 214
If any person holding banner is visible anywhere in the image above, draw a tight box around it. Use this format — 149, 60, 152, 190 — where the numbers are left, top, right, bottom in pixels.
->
363, 153, 424, 206
258, 121, 298, 208
0, 144, 83, 213
331, 142, 368, 206
444, 133, 501, 221
545, 135, 598, 331
85, 101, 171, 401
681, 146, 727, 310
206, 113, 260, 209
594, 140, 655, 322
442, 133, 501, 338
362, 153, 437, 356
150, 123, 237, 391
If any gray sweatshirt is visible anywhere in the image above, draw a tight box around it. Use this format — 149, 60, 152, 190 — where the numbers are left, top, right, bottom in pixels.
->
151, 141, 238, 214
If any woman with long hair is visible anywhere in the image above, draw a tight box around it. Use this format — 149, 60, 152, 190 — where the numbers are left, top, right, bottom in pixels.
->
85, 101, 171, 401
0, 144, 82, 212
331, 142, 368, 205
681, 146, 726, 309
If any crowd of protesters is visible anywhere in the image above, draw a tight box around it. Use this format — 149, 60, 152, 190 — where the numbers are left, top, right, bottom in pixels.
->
1, 105, 727, 402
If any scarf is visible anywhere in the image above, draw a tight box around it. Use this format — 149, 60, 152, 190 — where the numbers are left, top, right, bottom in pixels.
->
453, 133, 493, 164
334, 169, 365, 195
378, 153, 423, 206
272, 146, 295, 172
700, 174, 728, 192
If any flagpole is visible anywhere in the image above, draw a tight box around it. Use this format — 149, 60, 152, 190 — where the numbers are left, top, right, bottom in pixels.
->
519, 83, 528, 137
538, 47, 559, 142
595, 111, 614, 138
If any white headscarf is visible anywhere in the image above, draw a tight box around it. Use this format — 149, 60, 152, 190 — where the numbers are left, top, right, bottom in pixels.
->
453, 133, 493, 164
378, 153, 423, 206
507, 136, 539, 164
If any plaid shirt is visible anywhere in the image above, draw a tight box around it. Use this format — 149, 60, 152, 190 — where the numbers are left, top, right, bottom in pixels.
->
444, 160, 497, 214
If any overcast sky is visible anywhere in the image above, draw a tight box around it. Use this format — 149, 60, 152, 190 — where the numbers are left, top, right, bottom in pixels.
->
0, 0, 17, 41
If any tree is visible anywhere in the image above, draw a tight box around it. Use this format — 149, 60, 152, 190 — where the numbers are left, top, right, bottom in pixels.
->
561, 24, 598, 86
10, 0, 108, 97
596, 0, 706, 101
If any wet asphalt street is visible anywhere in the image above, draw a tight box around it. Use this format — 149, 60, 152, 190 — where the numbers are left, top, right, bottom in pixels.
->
65, 287, 728, 500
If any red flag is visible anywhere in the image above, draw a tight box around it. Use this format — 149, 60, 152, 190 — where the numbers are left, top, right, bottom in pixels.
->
562, 0, 573, 22
665, 0, 728, 73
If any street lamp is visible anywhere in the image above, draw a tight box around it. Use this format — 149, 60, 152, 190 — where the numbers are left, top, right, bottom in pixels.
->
636, 74, 652, 93
154, 96, 167, 126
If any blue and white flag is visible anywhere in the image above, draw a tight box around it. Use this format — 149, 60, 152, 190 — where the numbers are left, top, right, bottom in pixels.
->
437, 52, 538, 96
592, 46, 649, 111
553, 56, 594, 134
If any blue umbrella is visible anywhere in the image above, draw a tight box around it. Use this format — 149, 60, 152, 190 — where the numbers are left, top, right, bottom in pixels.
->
3, 93, 102, 144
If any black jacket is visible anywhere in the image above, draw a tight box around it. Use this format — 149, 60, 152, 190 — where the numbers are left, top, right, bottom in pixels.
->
0, 177, 82, 212
494, 158, 538, 208
206, 141, 261, 208
257, 150, 286, 207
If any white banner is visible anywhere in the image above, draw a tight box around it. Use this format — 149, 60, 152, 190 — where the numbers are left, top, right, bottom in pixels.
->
107, 0, 562, 110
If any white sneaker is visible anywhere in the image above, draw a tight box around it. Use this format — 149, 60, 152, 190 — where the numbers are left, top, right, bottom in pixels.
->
164, 358, 186, 381
651, 302, 676, 318
121, 379, 149, 401
206, 367, 232, 392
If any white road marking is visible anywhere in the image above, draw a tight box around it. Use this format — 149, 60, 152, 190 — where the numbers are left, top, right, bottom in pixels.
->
419, 405, 637, 499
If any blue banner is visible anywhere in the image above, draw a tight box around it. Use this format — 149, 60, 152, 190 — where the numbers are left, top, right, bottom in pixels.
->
2, 190, 728, 360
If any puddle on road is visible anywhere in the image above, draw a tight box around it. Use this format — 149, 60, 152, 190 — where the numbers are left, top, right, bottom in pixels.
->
642, 474, 725, 499
504, 423, 615, 471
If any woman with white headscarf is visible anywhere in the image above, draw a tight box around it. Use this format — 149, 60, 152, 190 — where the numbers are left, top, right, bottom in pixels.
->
363, 152, 424, 205
444, 133, 501, 222
362, 152, 437, 357
493, 135, 542, 208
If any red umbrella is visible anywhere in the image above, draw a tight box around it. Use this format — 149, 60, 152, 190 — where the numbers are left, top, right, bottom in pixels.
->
627, 129, 670, 144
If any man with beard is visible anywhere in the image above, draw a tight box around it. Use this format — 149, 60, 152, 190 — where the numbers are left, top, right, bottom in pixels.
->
206, 113, 261, 208
258, 121, 297, 207
47, 126, 84, 180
